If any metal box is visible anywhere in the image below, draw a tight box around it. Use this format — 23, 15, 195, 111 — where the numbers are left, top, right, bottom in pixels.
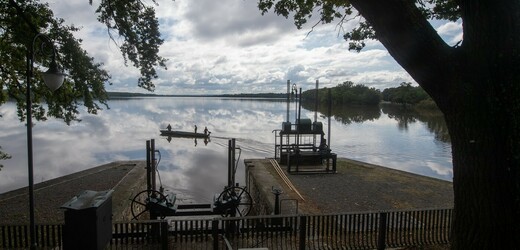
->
282, 121, 292, 133
61, 190, 113, 250
298, 118, 312, 133
313, 121, 323, 134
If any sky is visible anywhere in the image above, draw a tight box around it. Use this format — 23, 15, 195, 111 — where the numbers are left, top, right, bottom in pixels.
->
48, 0, 463, 95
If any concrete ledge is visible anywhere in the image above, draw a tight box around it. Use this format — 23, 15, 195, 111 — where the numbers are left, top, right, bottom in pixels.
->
245, 158, 453, 215
0, 161, 147, 224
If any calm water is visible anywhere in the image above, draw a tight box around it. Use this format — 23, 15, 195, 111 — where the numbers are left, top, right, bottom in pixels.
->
0, 97, 452, 202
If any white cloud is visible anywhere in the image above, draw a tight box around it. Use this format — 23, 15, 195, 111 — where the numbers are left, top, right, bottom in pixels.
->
48, 0, 457, 94
435, 21, 463, 46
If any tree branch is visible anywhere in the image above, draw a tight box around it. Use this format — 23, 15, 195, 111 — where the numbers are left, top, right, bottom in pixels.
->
349, 0, 456, 107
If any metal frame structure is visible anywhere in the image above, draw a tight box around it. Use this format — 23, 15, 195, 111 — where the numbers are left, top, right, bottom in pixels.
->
274, 81, 337, 174
130, 138, 253, 220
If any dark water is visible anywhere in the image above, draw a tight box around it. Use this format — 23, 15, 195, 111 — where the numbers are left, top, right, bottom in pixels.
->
0, 97, 452, 202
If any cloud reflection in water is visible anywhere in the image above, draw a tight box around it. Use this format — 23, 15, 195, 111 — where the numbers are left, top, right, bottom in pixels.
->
0, 97, 452, 195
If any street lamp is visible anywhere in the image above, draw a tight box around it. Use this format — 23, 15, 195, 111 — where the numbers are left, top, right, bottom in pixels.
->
292, 83, 298, 123
26, 33, 65, 249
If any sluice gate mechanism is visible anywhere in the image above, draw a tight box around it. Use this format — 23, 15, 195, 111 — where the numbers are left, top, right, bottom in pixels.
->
274, 80, 337, 174
130, 138, 252, 220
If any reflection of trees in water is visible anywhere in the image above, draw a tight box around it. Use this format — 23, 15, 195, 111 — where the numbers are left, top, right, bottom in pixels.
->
381, 104, 417, 131
419, 112, 451, 143
302, 102, 381, 124
381, 104, 451, 143
302, 101, 450, 143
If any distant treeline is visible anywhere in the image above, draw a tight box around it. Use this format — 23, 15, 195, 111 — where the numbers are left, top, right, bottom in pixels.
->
301, 81, 436, 108
381, 82, 430, 105
302, 81, 381, 105
107, 82, 436, 108
107, 92, 286, 99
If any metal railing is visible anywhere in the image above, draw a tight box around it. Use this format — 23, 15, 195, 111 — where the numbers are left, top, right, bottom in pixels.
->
0, 208, 452, 249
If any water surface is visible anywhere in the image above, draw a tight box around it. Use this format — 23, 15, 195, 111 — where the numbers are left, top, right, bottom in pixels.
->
0, 97, 452, 202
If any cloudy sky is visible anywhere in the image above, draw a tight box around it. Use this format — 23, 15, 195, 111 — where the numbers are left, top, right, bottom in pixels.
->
49, 0, 463, 95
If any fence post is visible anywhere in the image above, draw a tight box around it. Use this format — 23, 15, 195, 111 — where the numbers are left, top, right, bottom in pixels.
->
160, 220, 168, 250
212, 220, 219, 250
299, 216, 307, 250
377, 212, 388, 250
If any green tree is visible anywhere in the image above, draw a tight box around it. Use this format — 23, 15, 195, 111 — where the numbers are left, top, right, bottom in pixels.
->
303, 81, 381, 105
1, 0, 166, 123
258, 0, 519, 248
382, 82, 430, 105
0, 146, 10, 170
0, 0, 166, 158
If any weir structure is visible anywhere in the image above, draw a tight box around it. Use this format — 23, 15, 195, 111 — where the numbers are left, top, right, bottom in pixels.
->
274, 80, 337, 174
130, 138, 253, 219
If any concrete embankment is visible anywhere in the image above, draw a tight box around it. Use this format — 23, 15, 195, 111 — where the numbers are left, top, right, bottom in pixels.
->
0, 161, 146, 224
0, 158, 453, 224
245, 158, 453, 215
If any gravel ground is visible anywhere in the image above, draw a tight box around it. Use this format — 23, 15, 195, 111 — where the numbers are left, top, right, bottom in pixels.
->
259, 158, 453, 214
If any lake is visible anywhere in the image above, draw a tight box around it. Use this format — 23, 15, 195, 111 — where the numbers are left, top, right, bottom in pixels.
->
0, 97, 452, 202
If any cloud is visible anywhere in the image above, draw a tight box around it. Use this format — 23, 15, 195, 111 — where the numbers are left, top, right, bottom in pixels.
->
435, 21, 463, 45
48, 0, 426, 94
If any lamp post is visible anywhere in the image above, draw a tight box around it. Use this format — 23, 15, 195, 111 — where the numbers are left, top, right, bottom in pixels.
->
292, 83, 298, 124
26, 33, 65, 249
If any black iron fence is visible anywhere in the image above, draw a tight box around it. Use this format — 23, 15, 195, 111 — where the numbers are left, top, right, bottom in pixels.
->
0, 208, 452, 249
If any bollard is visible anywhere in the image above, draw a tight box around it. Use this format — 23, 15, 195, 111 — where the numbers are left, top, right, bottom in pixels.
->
272, 187, 283, 215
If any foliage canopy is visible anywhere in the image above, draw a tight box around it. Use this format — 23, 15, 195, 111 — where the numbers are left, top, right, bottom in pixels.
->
258, 0, 520, 248
258, 0, 461, 51
302, 81, 381, 105
0, 0, 166, 124
382, 82, 430, 105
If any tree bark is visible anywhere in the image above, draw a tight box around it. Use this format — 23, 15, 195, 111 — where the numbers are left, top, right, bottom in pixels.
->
349, 0, 520, 248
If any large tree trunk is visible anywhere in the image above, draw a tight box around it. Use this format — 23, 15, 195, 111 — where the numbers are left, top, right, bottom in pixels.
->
447, 97, 520, 249
350, 0, 520, 248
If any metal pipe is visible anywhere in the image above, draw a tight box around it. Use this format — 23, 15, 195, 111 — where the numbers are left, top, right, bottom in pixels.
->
297, 88, 302, 146
146, 140, 151, 191
151, 139, 156, 191
232, 138, 236, 186
293, 84, 298, 125
314, 80, 319, 123
286, 80, 290, 122
314, 80, 319, 147
328, 89, 332, 151
228, 139, 231, 187
227, 139, 236, 187
272, 187, 282, 215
